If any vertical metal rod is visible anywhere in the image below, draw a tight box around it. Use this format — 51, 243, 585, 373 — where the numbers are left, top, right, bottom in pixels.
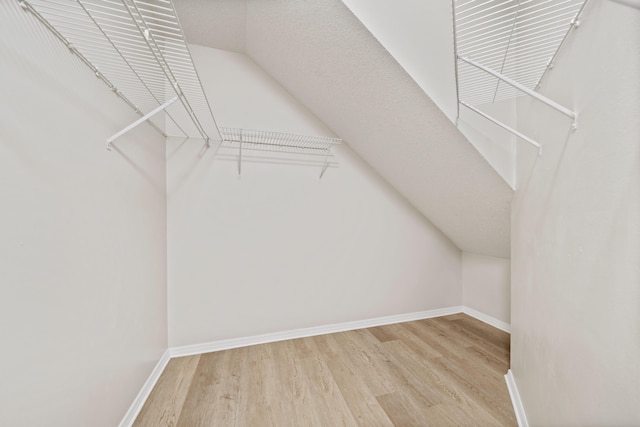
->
107, 96, 178, 149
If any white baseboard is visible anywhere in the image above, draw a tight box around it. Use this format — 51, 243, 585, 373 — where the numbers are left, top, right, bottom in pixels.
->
169, 306, 464, 358
505, 369, 529, 427
462, 306, 511, 333
118, 349, 171, 427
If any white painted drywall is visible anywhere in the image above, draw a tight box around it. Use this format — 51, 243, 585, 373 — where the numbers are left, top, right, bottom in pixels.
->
167, 45, 463, 347
0, 4, 168, 426
458, 99, 517, 188
340, 0, 458, 123
339, 0, 516, 187
173, 0, 246, 52
243, 0, 514, 258
511, 1, 640, 424
462, 252, 510, 325
173, 0, 516, 190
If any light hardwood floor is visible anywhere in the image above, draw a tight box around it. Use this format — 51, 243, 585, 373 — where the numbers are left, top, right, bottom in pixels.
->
134, 314, 516, 426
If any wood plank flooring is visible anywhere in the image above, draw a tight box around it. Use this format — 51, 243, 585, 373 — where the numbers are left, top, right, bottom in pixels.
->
134, 314, 515, 426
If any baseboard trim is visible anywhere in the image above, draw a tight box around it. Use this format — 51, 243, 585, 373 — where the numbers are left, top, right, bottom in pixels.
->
462, 306, 511, 333
118, 348, 171, 427
169, 306, 463, 358
505, 369, 529, 427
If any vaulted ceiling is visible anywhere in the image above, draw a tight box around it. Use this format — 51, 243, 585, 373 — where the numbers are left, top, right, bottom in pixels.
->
173, 0, 514, 258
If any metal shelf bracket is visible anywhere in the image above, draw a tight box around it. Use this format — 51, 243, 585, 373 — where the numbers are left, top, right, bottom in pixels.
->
458, 56, 577, 125
20, 0, 222, 147
460, 102, 542, 156
220, 128, 342, 179
452, 0, 589, 155
106, 96, 178, 150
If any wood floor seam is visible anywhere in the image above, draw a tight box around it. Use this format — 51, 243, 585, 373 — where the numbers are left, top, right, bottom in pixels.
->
134, 314, 516, 427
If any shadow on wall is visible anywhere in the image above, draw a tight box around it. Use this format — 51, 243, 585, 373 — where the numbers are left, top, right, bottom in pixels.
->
166, 136, 341, 195
215, 140, 339, 174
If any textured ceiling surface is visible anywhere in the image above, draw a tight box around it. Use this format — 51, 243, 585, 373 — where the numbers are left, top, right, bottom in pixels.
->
173, 0, 245, 52
177, 0, 514, 257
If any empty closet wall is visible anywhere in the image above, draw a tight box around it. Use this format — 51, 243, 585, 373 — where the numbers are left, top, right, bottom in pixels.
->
462, 252, 510, 326
340, 0, 516, 187
511, 1, 640, 424
167, 45, 462, 347
340, 0, 458, 123
0, 3, 168, 426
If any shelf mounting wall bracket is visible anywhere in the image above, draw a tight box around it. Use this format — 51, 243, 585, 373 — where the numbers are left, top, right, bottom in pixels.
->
22, 0, 222, 147
106, 96, 178, 150
220, 128, 342, 179
460, 101, 542, 156
453, 0, 588, 156
458, 55, 577, 126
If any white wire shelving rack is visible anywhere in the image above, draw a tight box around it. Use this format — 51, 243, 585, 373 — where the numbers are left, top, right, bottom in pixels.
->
453, 0, 589, 152
19, 0, 221, 149
219, 128, 342, 178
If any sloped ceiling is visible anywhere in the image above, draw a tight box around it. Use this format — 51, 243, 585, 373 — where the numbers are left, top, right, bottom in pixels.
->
174, 0, 513, 258
173, 0, 245, 52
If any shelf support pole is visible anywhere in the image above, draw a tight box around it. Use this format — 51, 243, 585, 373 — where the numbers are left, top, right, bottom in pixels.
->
107, 96, 178, 150
458, 55, 577, 124
460, 101, 542, 155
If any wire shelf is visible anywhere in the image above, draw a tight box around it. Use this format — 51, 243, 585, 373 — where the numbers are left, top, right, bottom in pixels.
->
220, 128, 341, 150
219, 128, 342, 177
20, 0, 221, 143
452, 0, 586, 152
454, 0, 589, 106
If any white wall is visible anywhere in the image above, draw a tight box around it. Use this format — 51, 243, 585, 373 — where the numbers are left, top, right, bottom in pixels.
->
458, 99, 517, 188
340, 0, 458, 123
340, 0, 516, 187
173, 0, 246, 52
167, 45, 463, 347
244, 0, 514, 258
462, 252, 510, 326
511, 1, 640, 424
0, 4, 168, 426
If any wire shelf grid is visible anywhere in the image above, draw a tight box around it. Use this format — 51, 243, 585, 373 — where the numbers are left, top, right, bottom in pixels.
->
220, 128, 342, 151
454, 0, 589, 106
219, 128, 342, 177
20, 0, 220, 143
